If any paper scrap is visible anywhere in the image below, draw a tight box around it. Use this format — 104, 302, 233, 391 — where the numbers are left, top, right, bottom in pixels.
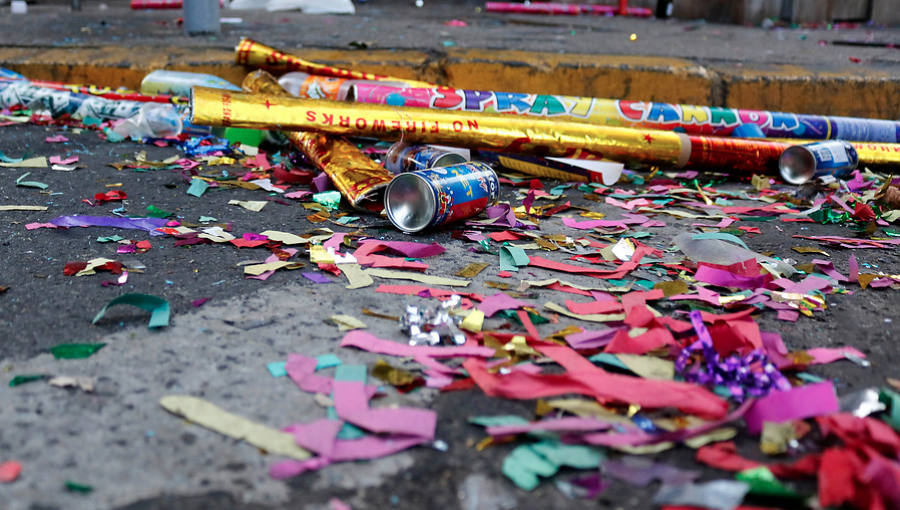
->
744, 382, 839, 435
266, 362, 287, 378
653, 480, 750, 510
187, 179, 210, 197
0, 205, 48, 211
341, 263, 375, 290
502, 441, 604, 491
15, 172, 48, 189
500, 245, 530, 272
92, 293, 170, 329
0, 461, 23, 483
616, 354, 675, 380
461, 309, 485, 333
330, 314, 367, 331
457, 262, 490, 278
0, 157, 47, 168
365, 268, 470, 287
49, 343, 105, 359
159, 395, 310, 460
229, 199, 268, 212
49, 376, 95, 392
243, 261, 302, 276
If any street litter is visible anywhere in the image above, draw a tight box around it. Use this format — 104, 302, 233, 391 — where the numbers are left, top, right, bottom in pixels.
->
3, 37, 900, 510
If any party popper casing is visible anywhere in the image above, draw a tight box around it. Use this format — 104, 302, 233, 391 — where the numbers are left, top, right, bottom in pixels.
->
240, 70, 393, 210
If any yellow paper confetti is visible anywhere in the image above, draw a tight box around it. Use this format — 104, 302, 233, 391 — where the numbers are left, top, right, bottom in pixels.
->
228, 200, 268, 212
159, 395, 310, 460
330, 314, 367, 331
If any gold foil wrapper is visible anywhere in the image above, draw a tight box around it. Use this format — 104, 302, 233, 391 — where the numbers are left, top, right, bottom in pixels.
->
241, 71, 393, 210
192, 86, 687, 167
235, 38, 435, 89
852, 142, 900, 168
194, 86, 900, 174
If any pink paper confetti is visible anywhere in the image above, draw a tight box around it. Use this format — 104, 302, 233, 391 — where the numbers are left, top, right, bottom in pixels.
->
45, 135, 69, 143
744, 382, 839, 435
49, 155, 78, 165
477, 292, 530, 317
330, 498, 353, 510
776, 310, 800, 322
333, 379, 436, 438
807, 347, 867, 365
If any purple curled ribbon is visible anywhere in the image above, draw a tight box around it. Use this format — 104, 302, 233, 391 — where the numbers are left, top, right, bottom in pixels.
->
676, 310, 791, 401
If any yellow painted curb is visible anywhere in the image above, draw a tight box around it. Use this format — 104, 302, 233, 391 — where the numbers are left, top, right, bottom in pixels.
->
1, 45, 898, 119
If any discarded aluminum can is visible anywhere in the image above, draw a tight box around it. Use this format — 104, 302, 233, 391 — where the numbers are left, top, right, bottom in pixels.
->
384, 162, 500, 233
383, 142, 469, 174
779, 140, 859, 185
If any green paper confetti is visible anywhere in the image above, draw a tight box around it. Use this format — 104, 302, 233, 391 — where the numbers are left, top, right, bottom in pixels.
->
64, 481, 94, 494
692, 232, 750, 250
621, 231, 653, 239
97, 235, 125, 243
315, 354, 342, 370
335, 216, 360, 225
502, 441, 603, 491
500, 245, 530, 272
0, 149, 26, 163
10, 374, 49, 387
502, 445, 557, 491
266, 361, 287, 378
735, 467, 804, 499
146, 205, 175, 218
198, 216, 217, 223
530, 441, 604, 469
92, 293, 170, 329
313, 190, 342, 210
49, 343, 106, 359
469, 415, 531, 428
588, 352, 631, 371
15, 172, 48, 189
879, 388, 900, 432
187, 178, 210, 197
500, 309, 549, 325
103, 128, 126, 143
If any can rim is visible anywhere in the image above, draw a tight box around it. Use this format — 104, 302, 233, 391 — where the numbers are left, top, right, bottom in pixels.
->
779, 146, 816, 185
384, 172, 437, 234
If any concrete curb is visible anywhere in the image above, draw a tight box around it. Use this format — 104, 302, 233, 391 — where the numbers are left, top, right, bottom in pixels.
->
1, 45, 898, 119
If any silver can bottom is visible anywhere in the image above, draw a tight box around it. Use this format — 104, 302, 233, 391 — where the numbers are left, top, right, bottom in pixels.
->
384, 173, 436, 234
779, 146, 816, 185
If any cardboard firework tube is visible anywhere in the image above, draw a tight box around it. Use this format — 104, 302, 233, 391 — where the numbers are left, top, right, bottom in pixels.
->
235, 38, 435, 89
191, 88, 900, 173
349, 83, 900, 144
241, 71, 393, 210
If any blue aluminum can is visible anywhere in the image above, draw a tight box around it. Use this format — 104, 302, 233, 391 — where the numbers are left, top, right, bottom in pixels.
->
384, 142, 469, 174
779, 140, 859, 185
384, 161, 500, 233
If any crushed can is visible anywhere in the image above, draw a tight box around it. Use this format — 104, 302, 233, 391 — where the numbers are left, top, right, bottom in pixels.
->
384, 161, 500, 233
779, 140, 859, 185
383, 142, 469, 174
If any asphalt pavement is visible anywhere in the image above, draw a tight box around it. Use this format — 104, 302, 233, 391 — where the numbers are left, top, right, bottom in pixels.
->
0, 118, 898, 510
1, 3, 900, 510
